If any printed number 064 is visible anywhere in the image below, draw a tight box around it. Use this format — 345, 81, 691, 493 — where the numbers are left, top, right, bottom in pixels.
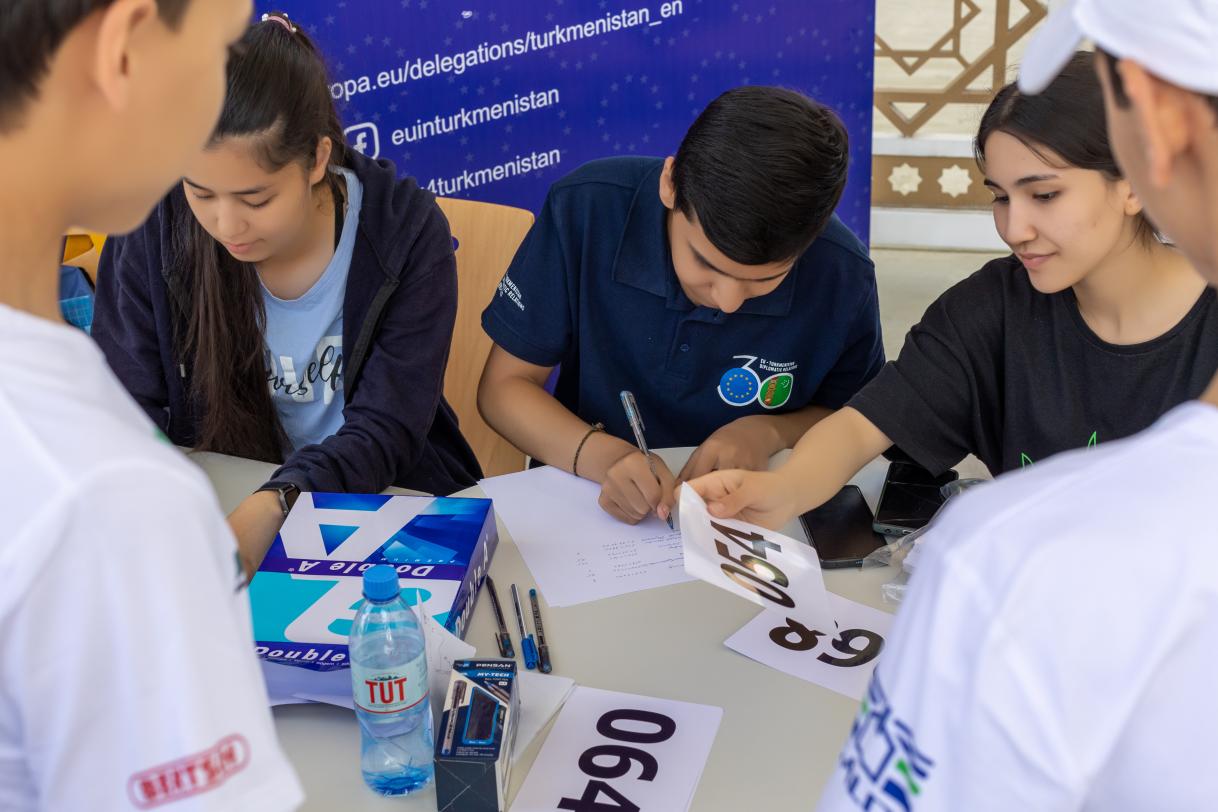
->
557, 709, 677, 812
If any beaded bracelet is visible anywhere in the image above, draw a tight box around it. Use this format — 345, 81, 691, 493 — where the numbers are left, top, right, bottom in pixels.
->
572, 422, 605, 478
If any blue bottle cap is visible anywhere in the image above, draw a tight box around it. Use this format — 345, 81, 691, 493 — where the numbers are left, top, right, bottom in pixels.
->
362, 565, 400, 602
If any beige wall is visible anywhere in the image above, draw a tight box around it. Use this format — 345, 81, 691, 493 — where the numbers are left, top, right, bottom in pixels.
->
871, 0, 1050, 247
874, 0, 1046, 139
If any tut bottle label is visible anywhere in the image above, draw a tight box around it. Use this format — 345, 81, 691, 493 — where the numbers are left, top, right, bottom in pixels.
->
352, 655, 428, 714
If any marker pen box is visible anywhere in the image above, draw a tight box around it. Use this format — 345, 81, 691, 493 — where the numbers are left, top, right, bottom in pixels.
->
435, 659, 519, 812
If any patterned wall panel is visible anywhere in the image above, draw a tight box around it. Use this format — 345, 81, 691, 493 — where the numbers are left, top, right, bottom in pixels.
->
873, 0, 1048, 211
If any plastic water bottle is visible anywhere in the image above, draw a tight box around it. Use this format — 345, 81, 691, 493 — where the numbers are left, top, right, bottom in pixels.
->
350, 565, 434, 795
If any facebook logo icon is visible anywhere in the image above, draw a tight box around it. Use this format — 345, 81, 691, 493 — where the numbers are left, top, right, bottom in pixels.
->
344, 123, 380, 159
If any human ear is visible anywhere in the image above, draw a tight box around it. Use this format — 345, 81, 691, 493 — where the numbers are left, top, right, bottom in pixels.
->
1119, 60, 1191, 190
92, 0, 159, 113
1116, 178, 1144, 217
309, 136, 333, 186
659, 155, 676, 210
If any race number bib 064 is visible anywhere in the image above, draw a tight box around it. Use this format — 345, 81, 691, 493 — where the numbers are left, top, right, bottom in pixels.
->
510, 687, 722, 812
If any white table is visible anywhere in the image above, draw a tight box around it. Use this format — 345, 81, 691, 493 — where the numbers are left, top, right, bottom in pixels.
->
193, 449, 951, 811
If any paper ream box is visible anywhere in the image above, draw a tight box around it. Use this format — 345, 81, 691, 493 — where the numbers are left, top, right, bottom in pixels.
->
249, 492, 497, 673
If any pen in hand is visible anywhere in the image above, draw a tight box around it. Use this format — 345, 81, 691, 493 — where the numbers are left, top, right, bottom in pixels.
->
619, 390, 675, 529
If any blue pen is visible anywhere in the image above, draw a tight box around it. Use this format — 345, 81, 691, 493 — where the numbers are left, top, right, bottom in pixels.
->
620, 390, 675, 529
511, 584, 538, 670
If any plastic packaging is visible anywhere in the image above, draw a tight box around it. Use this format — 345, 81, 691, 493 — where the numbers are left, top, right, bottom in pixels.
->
350, 565, 435, 796
865, 478, 989, 604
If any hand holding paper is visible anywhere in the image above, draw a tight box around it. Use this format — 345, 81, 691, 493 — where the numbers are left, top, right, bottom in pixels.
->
680, 485, 895, 700
679, 484, 835, 631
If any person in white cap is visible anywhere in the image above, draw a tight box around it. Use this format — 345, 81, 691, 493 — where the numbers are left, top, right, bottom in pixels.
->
815, 2, 1218, 811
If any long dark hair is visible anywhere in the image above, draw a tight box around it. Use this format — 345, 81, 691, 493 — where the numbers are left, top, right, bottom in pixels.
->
975, 50, 1156, 244
174, 13, 348, 461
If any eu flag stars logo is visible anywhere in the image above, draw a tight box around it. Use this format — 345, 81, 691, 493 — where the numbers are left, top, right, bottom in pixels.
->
718, 364, 760, 406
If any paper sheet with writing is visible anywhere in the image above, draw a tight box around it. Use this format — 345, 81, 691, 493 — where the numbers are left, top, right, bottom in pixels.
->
679, 484, 835, 631
725, 593, 894, 700
510, 686, 722, 812
480, 466, 692, 607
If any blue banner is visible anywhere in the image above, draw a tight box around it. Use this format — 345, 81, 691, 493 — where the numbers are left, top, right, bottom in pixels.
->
258, 0, 875, 242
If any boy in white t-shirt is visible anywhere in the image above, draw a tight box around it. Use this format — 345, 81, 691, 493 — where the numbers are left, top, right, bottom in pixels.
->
812, 1, 1218, 810
0, 1, 303, 810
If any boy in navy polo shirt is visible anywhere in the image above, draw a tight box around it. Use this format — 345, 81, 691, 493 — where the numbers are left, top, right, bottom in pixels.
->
478, 86, 883, 524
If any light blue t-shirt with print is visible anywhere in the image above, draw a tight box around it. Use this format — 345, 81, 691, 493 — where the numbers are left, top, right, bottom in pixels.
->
263, 167, 362, 450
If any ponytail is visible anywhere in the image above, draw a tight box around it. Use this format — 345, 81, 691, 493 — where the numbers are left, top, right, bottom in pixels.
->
176, 12, 347, 460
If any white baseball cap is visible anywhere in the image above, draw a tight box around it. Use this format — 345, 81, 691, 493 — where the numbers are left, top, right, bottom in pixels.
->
1019, 0, 1218, 96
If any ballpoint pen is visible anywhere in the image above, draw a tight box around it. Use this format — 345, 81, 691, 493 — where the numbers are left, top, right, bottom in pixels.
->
620, 389, 675, 529
511, 583, 538, 670
441, 680, 466, 756
484, 576, 515, 658
528, 588, 552, 673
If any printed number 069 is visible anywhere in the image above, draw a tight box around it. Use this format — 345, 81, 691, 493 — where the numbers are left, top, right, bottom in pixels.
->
770, 617, 884, 667
557, 709, 677, 812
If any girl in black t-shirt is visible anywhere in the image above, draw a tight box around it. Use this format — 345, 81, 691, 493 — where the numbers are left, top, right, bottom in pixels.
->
688, 51, 1217, 527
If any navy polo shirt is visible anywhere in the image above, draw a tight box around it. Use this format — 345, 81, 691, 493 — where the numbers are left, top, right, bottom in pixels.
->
481, 156, 884, 449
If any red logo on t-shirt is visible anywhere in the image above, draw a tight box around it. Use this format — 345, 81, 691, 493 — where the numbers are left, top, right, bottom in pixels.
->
126, 734, 250, 808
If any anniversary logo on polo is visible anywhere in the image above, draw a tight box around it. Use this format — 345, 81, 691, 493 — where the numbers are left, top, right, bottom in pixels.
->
718, 354, 797, 409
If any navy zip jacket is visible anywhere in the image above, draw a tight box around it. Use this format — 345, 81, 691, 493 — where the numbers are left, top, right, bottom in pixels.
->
92, 151, 482, 496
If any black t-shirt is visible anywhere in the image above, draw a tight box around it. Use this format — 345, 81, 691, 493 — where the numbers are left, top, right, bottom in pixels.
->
850, 255, 1218, 475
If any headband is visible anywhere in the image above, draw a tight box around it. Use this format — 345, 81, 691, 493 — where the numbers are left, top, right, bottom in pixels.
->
261, 12, 298, 34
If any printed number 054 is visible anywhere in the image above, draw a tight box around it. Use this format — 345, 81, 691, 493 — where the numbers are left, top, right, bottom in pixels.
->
557, 709, 677, 812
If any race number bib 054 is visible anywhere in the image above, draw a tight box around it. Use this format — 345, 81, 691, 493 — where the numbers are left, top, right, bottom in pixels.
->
679, 485, 835, 632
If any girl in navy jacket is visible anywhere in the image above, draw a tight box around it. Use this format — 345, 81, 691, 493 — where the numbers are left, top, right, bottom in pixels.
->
93, 15, 481, 572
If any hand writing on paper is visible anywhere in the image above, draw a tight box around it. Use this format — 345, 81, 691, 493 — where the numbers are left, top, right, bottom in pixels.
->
600, 450, 678, 526
684, 469, 802, 530
678, 415, 785, 482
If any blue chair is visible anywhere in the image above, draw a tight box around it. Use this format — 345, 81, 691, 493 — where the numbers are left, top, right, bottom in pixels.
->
59, 264, 95, 333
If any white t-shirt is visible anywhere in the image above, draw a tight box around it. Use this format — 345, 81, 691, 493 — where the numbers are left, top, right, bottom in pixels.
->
0, 305, 303, 811
817, 401, 1218, 812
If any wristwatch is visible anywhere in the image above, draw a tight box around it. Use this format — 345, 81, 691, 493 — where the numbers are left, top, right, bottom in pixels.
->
257, 482, 301, 518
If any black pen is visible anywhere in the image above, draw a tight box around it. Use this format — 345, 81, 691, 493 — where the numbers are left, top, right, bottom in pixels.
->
485, 577, 515, 658
620, 390, 675, 529
529, 588, 552, 673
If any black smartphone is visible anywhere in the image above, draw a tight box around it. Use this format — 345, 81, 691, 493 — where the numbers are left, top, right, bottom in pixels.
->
872, 461, 959, 537
798, 485, 885, 569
